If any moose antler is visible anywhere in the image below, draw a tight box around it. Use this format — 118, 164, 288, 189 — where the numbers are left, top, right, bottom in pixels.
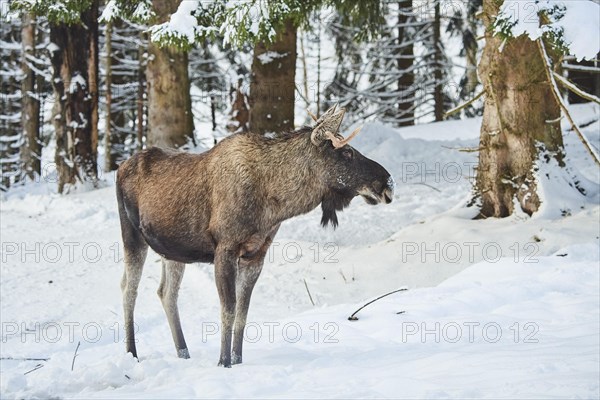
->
310, 104, 362, 148
324, 125, 362, 149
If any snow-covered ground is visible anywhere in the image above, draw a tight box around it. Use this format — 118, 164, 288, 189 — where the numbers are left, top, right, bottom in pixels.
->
1, 104, 598, 398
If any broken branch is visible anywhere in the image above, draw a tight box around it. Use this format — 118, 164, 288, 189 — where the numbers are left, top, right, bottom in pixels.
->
348, 288, 408, 321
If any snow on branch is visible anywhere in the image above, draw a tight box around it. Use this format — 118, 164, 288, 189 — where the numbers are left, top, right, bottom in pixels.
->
99, 0, 119, 23
149, 1, 216, 49
496, 0, 600, 61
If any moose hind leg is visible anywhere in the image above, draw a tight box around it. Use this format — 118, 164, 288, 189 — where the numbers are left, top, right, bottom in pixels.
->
121, 238, 148, 359
158, 258, 189, 359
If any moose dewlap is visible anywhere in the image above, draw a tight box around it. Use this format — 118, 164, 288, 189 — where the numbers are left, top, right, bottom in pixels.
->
116, 105, 394, 367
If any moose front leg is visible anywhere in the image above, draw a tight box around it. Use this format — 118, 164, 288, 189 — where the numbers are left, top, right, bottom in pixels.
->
214, 247, 238, 368
232, 228, 277, 365
232, 260, 263, 365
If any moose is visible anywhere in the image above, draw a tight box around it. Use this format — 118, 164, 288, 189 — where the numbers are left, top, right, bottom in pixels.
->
116, 105, 394, 367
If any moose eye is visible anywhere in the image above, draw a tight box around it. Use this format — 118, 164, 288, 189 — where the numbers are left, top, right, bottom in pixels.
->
342, 149, 353, 160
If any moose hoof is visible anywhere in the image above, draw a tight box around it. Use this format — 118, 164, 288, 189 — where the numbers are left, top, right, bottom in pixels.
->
218, 359, 232, 368
177, 348, 190, 359
232, 354, 242, 365
126, 348, 139, 361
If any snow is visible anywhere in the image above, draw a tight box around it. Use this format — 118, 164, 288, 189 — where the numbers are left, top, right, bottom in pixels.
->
257, 51, 289, 65
498, 0, 600, 61
68, 74, 87, 94
1, 104, 599, 398
98, 0, 119, 23
46, 42, 59, 53
149, 1, 217, 46
132, 1, 154, 22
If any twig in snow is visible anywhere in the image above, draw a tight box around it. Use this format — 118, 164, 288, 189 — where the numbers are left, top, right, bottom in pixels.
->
537, 38, 600, 166
303, 279, 315, 306
71, 341, 81, 372
410, 182, 441, 193
348, 288, 408, 321
443, 90, 485, 119
1, 356, 50, 361
24, 363, 44, 375
339, 269, 348, 284
442, 145, 486, 153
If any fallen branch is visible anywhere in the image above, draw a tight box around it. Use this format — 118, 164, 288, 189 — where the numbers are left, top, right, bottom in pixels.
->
24, 363, 44, 375
537, 39, 600, 166
348, 288, 408, 321
444, 90, 485, 119
553, 72, 600, 105
71, 341, 80, 372
1, 356, 50, 362
442, 145, 486, 153
303, 279, 315, 306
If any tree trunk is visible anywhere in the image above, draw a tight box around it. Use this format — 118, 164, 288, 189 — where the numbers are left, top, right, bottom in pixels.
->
0, 18, 21, 190
475, 0, 563, 218
227, 79, 249, 134
21, 13, 41, 180
433, 1, 444, 121
49, 0, 99, 193
104, 21, 113, 172
463, 5, 479, 98
397, 0, 414, 126
146, 0, 194, 149
88, 2, 99, 168
137, 31, 146, 151
249, 19, 297, 134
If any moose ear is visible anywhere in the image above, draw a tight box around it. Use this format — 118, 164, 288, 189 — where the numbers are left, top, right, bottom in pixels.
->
310, 105, 346, 146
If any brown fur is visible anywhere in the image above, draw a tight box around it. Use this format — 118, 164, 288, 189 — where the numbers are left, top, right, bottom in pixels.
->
116, 126, 393, 366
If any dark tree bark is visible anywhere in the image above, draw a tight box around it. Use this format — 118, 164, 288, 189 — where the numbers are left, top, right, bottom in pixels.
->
50, 0, 99, 193
461, 1, 481, 101
249, 19, 297, 134
397, 0, 414, 126
137, 31, 147, 151
104, 21, 113, 172
565, 57, 600, 104
475, 0, 564, 218
21, 13, 41, 180
227, 78, 249, 134
146, 0, 194, 149
88, 2, 99, 168
433, 1, 444, 121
